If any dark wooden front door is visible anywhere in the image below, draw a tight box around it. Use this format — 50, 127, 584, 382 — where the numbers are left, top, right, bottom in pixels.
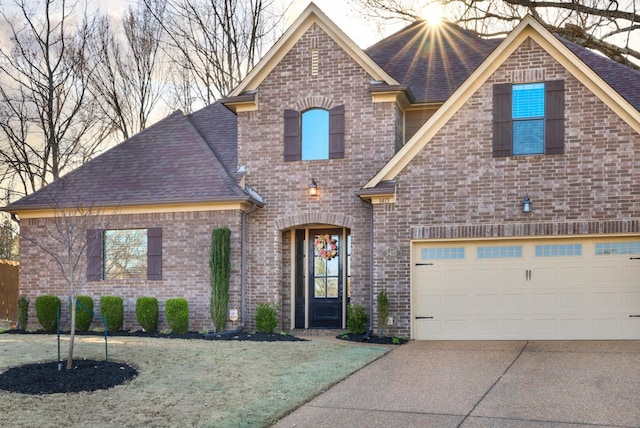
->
308, 229, 342, 328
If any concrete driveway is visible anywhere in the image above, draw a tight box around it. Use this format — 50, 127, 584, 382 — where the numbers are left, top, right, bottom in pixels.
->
274, 340, 640, 427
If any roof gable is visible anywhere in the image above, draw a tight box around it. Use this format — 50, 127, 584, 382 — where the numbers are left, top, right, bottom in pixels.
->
228, 2, 398, 98
6, 104, 251, 212
363, 15, 640, 190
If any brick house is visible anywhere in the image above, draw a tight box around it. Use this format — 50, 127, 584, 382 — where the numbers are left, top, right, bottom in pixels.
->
6, 4, 640, 339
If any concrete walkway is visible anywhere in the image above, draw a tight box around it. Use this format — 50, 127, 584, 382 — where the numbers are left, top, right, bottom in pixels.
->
274, 340, 640, 427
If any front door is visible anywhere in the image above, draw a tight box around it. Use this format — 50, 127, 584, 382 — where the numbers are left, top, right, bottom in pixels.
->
308, 229, 342, 328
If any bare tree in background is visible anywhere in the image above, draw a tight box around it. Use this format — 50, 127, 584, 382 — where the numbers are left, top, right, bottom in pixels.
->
88, 1, 166, 140
0, 0, 110, 202
352, 0, 640, 69
145, 0, 285, 112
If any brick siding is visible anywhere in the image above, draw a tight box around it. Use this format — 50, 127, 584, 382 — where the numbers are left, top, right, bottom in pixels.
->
374, 38, 640, 336
19, 210, 242, 332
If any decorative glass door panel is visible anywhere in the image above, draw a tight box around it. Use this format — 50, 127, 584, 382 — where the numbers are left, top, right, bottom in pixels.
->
309, 230, 342, 328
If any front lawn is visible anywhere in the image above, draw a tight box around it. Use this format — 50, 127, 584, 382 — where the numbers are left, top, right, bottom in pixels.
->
0, 334, 388, 427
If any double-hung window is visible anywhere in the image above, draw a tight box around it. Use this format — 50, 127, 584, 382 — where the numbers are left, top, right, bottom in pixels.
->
493, 80, 564, 157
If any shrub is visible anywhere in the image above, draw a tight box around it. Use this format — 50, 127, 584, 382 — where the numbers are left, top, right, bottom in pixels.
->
165, 298, 189, 334
135, 297, 159, 333
35, 295, 61, 333
347, 303, 368, 334
73, 295, 94, 332
254, 303, 278, 333
17, 296, 28, 330
377, 290, 389, 336
210, 227, 231, 333
100, 296, 124, 332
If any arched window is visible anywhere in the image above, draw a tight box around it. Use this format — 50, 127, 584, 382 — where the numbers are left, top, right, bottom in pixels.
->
301, 108, 329, 160
283, 105, 345, 161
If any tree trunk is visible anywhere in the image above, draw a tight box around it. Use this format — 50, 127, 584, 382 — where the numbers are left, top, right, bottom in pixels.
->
67, 296, 77, 370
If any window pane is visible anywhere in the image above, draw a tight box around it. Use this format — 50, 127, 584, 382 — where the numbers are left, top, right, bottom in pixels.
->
314, 278, 326, 298
327, 278, 338, 298
104, 229, 147, 279
512, 83, 544, 118
513, 120, 544, 155
301, 109, 329, 160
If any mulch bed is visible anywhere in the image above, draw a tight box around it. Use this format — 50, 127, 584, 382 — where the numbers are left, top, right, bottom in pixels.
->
0, 359, 138, 395
336, 332, 408, 345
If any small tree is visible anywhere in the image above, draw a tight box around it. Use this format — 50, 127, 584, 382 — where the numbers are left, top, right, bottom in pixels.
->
210, 227, 231, 332
13, 184, 114, 369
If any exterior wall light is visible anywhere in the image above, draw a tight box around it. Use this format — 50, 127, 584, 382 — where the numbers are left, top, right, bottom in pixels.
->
308, 178, 318, 196
522, 194, 532, 213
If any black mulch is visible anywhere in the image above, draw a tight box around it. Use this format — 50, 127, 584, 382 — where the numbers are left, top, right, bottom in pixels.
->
0, 359, 138, 395
336, 332, 408, 345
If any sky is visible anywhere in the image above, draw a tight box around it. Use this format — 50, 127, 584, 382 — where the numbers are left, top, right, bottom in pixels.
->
94, 0, 410, 48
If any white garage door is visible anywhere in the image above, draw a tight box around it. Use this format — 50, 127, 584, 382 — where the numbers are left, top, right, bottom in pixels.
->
412, 237, 640, 340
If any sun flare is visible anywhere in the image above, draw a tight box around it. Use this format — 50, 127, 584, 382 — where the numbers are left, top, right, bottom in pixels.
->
422, 2, 445, 26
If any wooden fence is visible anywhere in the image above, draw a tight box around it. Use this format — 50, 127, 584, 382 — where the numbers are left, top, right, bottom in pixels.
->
0, 260, 19, 321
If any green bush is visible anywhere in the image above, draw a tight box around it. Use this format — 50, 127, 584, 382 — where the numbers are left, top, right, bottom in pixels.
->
254, 303, 278, 333
377, 290, 389, 336
35, 295, 61, 333
165, 298, 189, 334
17, 296, 28, 330
135, 297, 159, 333
210, 227, 231, 333
347, 303, 368, 335
100, 296, 124, 332
72, 295, 94, 332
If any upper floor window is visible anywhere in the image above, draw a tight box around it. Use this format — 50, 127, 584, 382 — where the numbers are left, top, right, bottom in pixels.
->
493, 80, 564, 157
284, 105, 345, 161
302, 109, 329, 160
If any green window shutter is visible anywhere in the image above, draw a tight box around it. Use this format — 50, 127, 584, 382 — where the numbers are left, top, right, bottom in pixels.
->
284, 109, 301, 161
86, 229, 103, 281
545, 79, 565, 155
147, 228, 162, 280
493, 83, 512, 157
329, 105, 345, 159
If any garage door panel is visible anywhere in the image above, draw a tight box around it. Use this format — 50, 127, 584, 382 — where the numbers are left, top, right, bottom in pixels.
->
413, 237, 640, 340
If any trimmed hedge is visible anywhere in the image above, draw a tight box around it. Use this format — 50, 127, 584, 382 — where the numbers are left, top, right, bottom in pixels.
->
135, 297, 159, 333
165, 298, 189, 334
100, 296, 124, 332
35, 295, 61, 333
254, 303, 278, 333
17, 296, 28, 330
73, 295, 94, 332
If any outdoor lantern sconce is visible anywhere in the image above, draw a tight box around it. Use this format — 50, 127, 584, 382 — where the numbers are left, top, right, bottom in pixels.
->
308, 178, 318, 196
522, 194, 532, 213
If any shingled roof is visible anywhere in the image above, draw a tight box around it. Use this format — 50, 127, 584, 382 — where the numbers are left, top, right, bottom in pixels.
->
366, 19, 640, 112
365, 20, 501, 103
5, 103, 256, 212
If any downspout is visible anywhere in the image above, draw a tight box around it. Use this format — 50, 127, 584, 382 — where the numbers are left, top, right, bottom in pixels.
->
241, 202, 258, 327
369, 201, 374, 332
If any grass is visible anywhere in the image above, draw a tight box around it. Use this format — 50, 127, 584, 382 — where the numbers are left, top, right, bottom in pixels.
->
0, 334, 388, 427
